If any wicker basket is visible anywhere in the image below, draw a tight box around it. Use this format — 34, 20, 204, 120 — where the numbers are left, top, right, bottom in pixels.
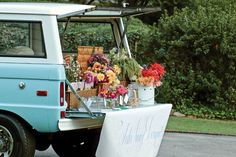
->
66, 88, 98, 109
77, 46, 103, 71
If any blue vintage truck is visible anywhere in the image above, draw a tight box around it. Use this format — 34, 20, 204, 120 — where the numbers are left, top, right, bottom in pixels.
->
0, 2, 159, 157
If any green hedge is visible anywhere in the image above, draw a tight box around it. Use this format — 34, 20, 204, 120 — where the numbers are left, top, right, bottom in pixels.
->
59, 18, 152, 55
145, 0, 236, 119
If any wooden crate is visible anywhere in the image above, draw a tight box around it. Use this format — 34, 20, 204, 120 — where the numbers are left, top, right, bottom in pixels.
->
66, 88, 98, 109
77, 46, 103, 71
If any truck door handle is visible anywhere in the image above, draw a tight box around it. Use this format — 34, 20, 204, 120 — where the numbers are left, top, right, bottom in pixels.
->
19, 82, 26, 89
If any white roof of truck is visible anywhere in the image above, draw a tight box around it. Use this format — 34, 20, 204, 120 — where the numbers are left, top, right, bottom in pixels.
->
0, 2, 95, 18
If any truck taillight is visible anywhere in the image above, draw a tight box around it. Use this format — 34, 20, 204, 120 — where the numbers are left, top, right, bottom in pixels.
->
61, 111, 66, 118
60, 82, 64, 106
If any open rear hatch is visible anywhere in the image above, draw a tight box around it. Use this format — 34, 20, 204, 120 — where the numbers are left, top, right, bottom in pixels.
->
81, 6, 160, 17
58, 6, 161, 19
59, 7, 160, 130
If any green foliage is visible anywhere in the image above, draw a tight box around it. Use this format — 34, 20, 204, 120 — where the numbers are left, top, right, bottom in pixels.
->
0, 22, 28, 51
59, 18, 152, 56
147, 0, 236, 119
0, 0, 65, 2
167, 116, 236, 136
59, 22, 116, 52
125, 18, 153, 62
109, 49, 141, 81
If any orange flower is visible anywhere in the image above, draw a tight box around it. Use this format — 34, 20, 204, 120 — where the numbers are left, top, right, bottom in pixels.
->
99, 88, 109, 96
92, 62, 102, 71
138, 76, 155, 86
101, 64, 107, 71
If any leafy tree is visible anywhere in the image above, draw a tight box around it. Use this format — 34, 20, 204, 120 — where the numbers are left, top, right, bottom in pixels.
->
145, 0, 236, 119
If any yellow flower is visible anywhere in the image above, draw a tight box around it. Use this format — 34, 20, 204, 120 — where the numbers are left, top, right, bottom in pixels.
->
106, 70, 116, 83
113, 65, 121, 74
113, 79, 120, 86
97, 73, 105, 81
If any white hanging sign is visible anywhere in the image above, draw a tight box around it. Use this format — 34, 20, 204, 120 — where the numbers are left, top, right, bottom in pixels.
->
96, 104, 172, 157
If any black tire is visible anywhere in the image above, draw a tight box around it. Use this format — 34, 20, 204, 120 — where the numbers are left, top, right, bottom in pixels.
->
0, 114, 35, 157
52, 129, 101, 157
35, 133, 51, 151
35, 140, 50, 151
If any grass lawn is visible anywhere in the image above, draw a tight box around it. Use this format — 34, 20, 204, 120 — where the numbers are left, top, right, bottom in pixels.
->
166, 116, 236, 136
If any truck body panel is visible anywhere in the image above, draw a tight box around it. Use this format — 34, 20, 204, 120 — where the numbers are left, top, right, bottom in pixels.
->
0, 63, 66, 132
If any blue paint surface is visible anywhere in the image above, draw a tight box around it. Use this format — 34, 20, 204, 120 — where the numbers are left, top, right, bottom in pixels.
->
0, 63, 66, 132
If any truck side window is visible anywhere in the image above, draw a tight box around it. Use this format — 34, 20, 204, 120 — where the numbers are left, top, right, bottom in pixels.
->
0, 21, 46, 58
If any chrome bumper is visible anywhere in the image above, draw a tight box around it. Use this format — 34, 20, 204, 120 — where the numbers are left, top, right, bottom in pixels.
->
58, 117, 104, 131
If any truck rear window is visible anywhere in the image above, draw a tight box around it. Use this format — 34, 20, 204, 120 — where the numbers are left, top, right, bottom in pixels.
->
59, 22, 116, 53
0, 21, 46, 58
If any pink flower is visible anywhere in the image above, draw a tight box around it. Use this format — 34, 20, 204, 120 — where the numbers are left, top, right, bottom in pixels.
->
83, 71, 94, 83
116, 85, 128, 95
98, 87, 117, 99
155, 81, 162, 87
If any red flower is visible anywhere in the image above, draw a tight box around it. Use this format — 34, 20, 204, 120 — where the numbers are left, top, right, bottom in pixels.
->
108, 92, 117, 99
142, 69, 156, 77
150, 63, 165, 79
138, 63, 166, 86
141, 68, 161, 81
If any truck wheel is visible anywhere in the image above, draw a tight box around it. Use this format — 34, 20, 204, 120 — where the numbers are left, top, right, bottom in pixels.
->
0, 114, 35, 157
52, 129, 101, 157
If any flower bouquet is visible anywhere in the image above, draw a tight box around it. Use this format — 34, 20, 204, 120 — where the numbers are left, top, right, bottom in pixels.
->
64, 55, 81, 83
137, 63, 166, 106
63, 55, 81, 91
98, 84, 128, 108
88, 53, 110, 67
137, 63, 166, 87
84, 53, 121, 92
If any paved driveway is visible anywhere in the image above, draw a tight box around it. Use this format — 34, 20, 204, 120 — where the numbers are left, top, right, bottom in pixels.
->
157, 132, 236, 157
35, 132, 236, 157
